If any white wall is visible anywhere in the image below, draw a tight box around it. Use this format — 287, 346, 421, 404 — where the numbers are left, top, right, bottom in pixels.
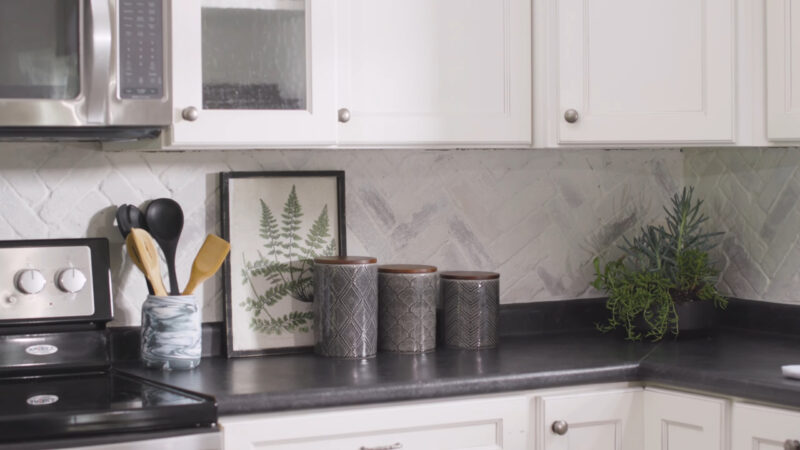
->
0, 143, 682, 326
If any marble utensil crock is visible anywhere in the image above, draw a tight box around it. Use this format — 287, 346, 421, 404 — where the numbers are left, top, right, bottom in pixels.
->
313, 256, 379, 359
378, 264, 438, 353
141, 294, 201, 370
440, 271, 500, 349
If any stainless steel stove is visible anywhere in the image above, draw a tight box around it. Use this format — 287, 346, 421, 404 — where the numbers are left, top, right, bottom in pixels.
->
0, 239, 219, 449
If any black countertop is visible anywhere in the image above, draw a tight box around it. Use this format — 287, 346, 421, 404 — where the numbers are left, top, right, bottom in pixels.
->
115, 330, 800, 416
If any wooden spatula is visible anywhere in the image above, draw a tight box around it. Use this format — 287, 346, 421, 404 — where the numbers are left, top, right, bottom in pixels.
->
127, 228, 168, 296
183, 234, 231, 295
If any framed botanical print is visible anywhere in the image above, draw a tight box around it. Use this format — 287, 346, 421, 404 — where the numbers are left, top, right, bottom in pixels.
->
220, 171, 346, 357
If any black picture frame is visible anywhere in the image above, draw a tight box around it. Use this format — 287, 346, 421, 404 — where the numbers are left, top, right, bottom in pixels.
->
220, 171, 346, 358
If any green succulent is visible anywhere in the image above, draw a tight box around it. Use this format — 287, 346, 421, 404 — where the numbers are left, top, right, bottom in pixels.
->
593, 187, 727, 341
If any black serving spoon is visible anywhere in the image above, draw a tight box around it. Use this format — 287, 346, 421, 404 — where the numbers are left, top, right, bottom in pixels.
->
144, 198, 184, 296
116, 204, 154, 295
115, 205, 131, 238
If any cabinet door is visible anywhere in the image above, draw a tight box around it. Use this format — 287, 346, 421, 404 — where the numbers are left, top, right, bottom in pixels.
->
538, 388, 643, 450
643, 388, 727, 450
556, 0, 734, 144
732, 403, 800, 450
336, 0, 531, 146
170, 0, 336, 147
766, 0, 800, 141
219, 394, 528, 450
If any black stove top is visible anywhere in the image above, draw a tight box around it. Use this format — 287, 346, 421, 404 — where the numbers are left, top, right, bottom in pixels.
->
0, 239, 219, 447
0, 371, 216, 444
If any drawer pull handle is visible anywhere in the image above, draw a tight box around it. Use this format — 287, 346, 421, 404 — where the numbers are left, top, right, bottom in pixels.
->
785, 439, 800, 450
552, 419, 569, 435
360, 443, 402, 450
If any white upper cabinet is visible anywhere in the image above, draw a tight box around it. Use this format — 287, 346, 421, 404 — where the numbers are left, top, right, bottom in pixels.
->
335, 0, 532, 146
167, 0, 531, 148
169, 0, 337, 147
552, 0, 735, 145
537, 387, 644, 450
766, 0, 800, 141
732, 403, 800, 450
644, 388, 727, 450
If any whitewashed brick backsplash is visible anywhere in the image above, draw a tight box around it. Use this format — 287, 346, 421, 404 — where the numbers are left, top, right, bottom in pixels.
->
0, 142, 682, 326
685, 147, 800, 304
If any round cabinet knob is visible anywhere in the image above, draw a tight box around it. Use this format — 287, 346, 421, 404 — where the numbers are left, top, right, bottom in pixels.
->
564, 109, 579, 123
784, 439, 800, 450
182, 106, 199, 122
338, 108, 351, 123
16, 269, 47, 295
551, 420, 569, 435
57, 268, 87, 293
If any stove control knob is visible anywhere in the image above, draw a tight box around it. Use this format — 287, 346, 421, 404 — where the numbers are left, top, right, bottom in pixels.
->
16, 270, 46, 294
57, 268, 87, 293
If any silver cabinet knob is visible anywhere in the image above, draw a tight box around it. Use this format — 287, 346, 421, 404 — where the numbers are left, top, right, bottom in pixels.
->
552, 420, 569, 435
338, 108, 351, 123
182, 106, 199, 122
564, 109, 579, 123
784, 439, 800, 450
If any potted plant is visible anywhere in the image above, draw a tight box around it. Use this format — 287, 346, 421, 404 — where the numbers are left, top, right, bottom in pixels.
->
591, 187, 727, 341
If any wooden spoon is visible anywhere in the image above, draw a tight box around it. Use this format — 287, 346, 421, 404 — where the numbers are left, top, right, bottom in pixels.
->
183, 234, 231, 295
126, 228, 168, 296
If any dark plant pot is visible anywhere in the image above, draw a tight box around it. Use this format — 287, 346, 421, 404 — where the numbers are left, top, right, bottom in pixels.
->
673, 300, 716, 337
631, 300, 716, 340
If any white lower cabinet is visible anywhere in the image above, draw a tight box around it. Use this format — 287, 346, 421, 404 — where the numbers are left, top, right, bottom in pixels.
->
643, 388, 727, 450
732, 403, 800, 450
536, 387, 644, 450
219, 385, 800, 450
218, 393, 529, 450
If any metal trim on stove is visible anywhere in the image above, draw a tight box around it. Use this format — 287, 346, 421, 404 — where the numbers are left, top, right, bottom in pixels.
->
0, 238, 112, 331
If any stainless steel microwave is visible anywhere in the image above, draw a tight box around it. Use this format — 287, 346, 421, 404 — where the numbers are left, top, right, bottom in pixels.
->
0, 0, 170, 139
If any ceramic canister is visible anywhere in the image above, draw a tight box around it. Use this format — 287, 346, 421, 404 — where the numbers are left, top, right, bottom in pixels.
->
313, 256, 378, 358
378, 264, 438, 354
440, 271, 500, 349
141, 294, 201, 370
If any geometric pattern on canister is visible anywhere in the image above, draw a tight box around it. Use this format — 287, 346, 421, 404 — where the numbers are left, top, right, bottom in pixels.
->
313, 263, 378, 358
378, 272, 437, 353
442, 278, 499, 349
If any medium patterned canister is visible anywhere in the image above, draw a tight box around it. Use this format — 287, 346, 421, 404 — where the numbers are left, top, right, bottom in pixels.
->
440, 271, 500, 349
378, 264, 438, 353
313, 256, 378, 358
141, 295, 201, 370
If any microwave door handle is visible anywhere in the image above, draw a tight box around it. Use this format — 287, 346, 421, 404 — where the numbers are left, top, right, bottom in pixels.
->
85, 0, 112, 125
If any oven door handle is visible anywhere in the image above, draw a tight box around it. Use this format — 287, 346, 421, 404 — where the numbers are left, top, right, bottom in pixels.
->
85, 0, 112, 125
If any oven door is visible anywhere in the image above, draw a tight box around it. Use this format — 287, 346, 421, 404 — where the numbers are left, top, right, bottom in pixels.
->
0, 0, 170, 128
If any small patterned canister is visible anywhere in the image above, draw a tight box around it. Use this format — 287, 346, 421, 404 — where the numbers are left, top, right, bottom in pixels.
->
141, 295, 201, 370
440, 271, 500, 349
378, 264, 438, 353
313, 256, 378, 358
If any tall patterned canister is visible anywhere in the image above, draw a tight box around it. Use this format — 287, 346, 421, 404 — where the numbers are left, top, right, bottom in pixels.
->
440, 271, 500, 349
141, 294, 202, 370
313, 256, 379, 358
378, 264, 438, 353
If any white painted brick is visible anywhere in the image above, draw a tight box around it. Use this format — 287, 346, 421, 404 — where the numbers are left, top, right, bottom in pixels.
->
0, 145, 689, 325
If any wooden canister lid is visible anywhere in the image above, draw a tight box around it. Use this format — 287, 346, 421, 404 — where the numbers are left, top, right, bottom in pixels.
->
439, 271, 500, 280
314, 256, 377, 265
378, 264, 437, 274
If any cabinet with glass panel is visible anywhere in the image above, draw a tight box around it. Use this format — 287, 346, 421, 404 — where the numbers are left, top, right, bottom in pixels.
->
170, 0, 336, 147
168, 0, 531, 148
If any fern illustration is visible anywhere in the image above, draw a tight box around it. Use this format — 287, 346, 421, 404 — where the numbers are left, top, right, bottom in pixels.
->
240, 185, 337, 335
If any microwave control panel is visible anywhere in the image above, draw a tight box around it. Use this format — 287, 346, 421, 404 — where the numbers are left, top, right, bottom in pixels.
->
118, 0, 164, 99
